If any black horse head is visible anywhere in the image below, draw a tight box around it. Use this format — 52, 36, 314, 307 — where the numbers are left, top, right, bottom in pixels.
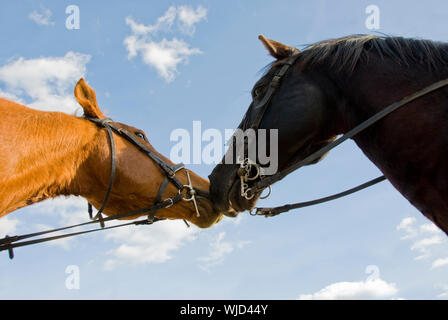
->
209, 34, 448, 237
209, 35, 343, 214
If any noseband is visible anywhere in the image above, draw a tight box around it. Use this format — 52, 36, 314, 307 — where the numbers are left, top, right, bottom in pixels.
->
0, 117, 204, 259
237, 52, 448, 217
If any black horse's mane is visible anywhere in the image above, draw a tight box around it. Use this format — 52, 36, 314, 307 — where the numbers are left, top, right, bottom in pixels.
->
241, 35, 448, 130
296, 34, 448, 73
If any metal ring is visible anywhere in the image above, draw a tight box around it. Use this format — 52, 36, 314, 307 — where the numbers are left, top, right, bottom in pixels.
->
246, 164, 260, 181
249, 209, 258, 216
259, 186, 272, 199
181, 185, 195, 201
242, 188, 255, 200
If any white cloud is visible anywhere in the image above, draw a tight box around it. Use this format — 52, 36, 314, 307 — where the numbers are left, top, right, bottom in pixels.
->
221, 214, 245, 226
29, 6, 55, 26
32, 223, 73, 250
420, 223, 441, 234
2, 195, 199, 261
411, 236, 443, 252
198, 232, 250, 272
27, 197, 90, 249
298, 278, 398, 300
3, 196, 201, 260
437, 284, 448, 298
396, 217, 417, 239
177, 5, 207, 36
0, 197, 88, 251
0, 216, 20, 238
124, 5, 206, 82
33, 197, 88, 225
298, 265, 400, 300
432, 257, 448, 269
0, 52, 91, 113
0, 89, 21, 103
396, 216, 448, 297
198, 232, 233, 271
125, 37, 201, 82
103, 219, 199, 270
397, 217, 448, 262
125, 7, 177, 35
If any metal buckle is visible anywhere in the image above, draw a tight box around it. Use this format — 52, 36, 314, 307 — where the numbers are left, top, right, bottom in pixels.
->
168, 163, 185, 178
2, 235, 14, 259
98, 118, 113, 126
146, 213, 155, 224
164, 197, 174, 208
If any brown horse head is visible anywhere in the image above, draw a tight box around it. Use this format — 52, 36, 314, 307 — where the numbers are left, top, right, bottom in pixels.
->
72, 78, 229, 227
0, 78, 230, 228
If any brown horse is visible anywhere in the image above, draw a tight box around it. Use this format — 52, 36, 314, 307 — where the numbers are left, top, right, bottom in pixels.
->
0, 78, 226, 228
209, 35, 448, 235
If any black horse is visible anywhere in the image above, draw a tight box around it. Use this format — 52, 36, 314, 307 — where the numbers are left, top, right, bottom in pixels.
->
209, 34, 448, 235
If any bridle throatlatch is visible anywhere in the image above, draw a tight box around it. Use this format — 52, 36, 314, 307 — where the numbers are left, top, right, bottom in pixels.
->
0, 117, 203, 259
238, 52, 448, 218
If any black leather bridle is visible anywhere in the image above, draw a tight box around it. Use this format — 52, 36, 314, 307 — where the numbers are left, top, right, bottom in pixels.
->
85, 117, 201, 226
237, 51, 448, 217
0, 117, 204, 259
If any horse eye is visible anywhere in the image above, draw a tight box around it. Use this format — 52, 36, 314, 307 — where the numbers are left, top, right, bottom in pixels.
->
135, 132, 146, 140
254, 87, 263, 97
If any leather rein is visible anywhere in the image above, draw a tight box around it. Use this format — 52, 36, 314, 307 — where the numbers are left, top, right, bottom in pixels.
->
0, 117, 203, 259
239, 52, 448, 217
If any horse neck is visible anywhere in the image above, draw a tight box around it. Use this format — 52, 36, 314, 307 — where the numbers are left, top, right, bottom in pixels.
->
327, 57, 448, 167
327, 59, 448, 233
0, 99, 99, 217
329, 56, 448, 134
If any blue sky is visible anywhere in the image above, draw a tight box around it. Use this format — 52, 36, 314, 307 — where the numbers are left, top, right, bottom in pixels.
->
1, 0, 448, 299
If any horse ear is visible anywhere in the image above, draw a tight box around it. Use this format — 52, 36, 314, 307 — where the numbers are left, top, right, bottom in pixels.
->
258, 35, 299, 60
74, 78, 106, 119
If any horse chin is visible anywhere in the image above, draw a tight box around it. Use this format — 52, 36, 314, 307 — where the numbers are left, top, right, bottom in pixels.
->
227, 178, 259, 214
184, 195, 233, 228
222, 207, 239, 217
209, 165, 259, 216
